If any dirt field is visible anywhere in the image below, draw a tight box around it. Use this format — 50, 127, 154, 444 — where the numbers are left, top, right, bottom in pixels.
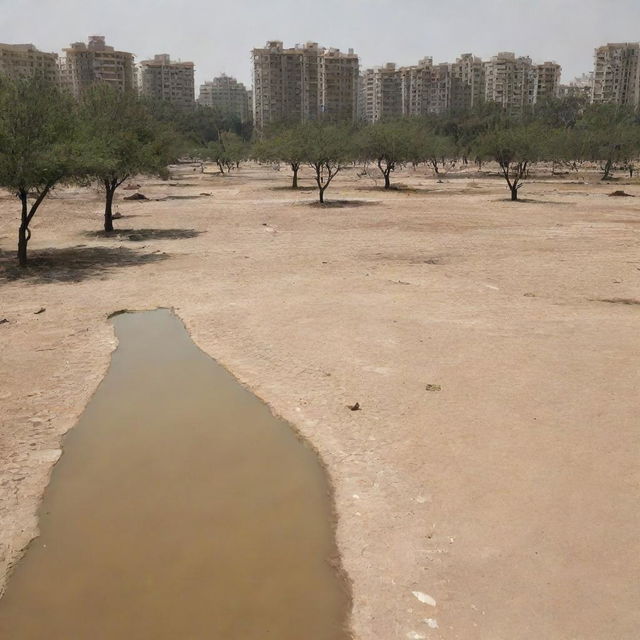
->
1, 163, 638, 639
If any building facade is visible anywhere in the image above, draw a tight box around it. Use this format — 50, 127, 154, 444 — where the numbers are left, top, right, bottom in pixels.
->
361, 51, 560, 122
139, 54, 194, 108
532, 61, 562, 104
483, 52, 535, 116
0, 43, 58, 83
60, 36, 135, 97
198, 74, 250, 121
591, 43, 640, 108
362, 63, 403, 122
252, 41, 359, 128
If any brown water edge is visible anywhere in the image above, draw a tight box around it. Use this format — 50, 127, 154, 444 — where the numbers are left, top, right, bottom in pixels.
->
0, 308, 352, 639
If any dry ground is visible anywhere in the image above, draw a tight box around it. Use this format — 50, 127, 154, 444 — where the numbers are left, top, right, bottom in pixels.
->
0, 163, 639, 639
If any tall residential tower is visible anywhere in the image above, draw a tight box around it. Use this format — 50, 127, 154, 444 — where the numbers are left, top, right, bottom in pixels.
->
252, 41, 359, 129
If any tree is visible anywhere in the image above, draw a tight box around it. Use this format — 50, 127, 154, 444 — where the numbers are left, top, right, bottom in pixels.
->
578, 104, 639, 180
475, 124, 548, 201
219, 131, 250, 170
254, 124, 310, 189
0, 76, 76, 266
300, 123, 353, 203
357, 121, 412, 189
78, 85, 178, 232
406, 123, 455, 175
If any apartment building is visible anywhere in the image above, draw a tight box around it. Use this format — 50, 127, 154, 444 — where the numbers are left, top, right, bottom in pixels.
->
450, 53, 485, 111
362, 63, 403, 122
198, 74, 250, 121
252, 41, 359, 128
0, 43, 58, 82
361, 51, 560, 121
591, 42, 640, 108
60, 36, 135, 97
483, 52, 536, 116
364, 53, 484, 121
139, 54, 194, 109
532, 61, 562, 103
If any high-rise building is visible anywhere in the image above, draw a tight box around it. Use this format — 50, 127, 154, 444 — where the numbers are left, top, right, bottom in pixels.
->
361, 51, 560, 121
139, 54, 194, 109
399, 57, 433, 117
450, 53, 485, 112
364, 54, 484, 121
251, 41, 359, 128
532, 61, 562, 103
591, 43, 640, 108
60, 36, 135, 98
483, 52, 535, 116
0, 43, 59, 83
361, 63, 403, 122
198, 74, 250, 121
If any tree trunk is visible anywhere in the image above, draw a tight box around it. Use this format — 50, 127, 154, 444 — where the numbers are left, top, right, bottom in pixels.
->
384, 171, 391, 189
510, 185, 518, 201
104, 184, 115, 232
319, 187, 325, 204
17, 191, 29, 267
292, 164, 299, 189
601, 158, 613, 181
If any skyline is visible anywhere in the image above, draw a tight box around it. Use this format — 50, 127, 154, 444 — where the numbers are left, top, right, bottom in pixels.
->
1, 0, 639, 89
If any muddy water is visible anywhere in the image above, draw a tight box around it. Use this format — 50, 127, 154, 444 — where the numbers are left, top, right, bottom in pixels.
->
0, 309, 351, 639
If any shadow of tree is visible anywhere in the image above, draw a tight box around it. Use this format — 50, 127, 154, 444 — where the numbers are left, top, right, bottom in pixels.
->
270, 185, 317, 192
308, 200, 379, 208
85, 228, 204, 241
0, 245, 169, 283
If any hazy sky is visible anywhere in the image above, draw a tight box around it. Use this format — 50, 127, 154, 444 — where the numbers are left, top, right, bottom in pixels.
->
1, 0, 639, 89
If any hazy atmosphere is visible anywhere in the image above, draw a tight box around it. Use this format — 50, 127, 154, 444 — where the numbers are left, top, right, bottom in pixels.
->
2, 0, 640, 84
1, 1, 639, 638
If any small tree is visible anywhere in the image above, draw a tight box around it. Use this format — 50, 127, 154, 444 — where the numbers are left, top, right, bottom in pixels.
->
219, 131, 250, 170
475, 124, 548, 201
358, 121, 412, 189
407, 123, 455, 175
79, 85, 178, 232
301, 123, 353, 203
254, 124, 309, 188
0, 76, 76, 266
578, 105, 639, 180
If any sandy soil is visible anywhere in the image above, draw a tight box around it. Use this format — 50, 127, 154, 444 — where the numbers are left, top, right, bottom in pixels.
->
1, 164, 639, 639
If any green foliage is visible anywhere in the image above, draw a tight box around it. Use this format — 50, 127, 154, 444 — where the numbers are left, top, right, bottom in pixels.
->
299, 122, 354, 202
576, 104, 640, 179
0, 75, 78, 265
78, 85, 179, 230
357, 121, 413, 188
145, 99, 252, 146
474, 123, 551, 200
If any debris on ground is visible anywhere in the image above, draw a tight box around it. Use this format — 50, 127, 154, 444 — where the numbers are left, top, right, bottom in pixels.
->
124, 193, 148, 201
0, 318, 9, 324
347, 402, 361, 411
608, 190, 634, 197
425, 384, 441, 392
112, 212, 123, 219
34, 308, 46, 315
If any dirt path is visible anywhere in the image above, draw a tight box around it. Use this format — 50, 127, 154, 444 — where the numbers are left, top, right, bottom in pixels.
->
1, 165, 639, 638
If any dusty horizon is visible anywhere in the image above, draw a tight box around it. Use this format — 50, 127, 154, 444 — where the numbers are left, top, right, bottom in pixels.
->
1, 0, 639, 88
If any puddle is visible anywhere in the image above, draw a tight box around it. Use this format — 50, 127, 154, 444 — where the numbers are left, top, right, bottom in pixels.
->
0, 309, 351, 639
